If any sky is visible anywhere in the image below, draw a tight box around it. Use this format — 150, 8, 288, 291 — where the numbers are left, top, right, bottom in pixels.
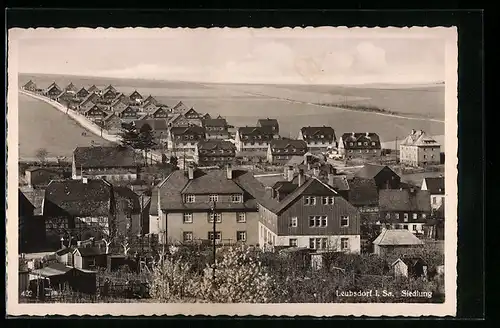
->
15, 28, 448, 85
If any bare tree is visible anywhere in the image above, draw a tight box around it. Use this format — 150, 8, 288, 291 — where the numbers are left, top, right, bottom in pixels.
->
35, 148, 49, 166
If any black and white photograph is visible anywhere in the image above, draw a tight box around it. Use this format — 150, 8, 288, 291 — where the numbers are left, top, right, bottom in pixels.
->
6, 26, 458, 316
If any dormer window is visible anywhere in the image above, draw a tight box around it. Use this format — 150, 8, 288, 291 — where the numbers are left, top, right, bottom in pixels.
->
322, 196, 335, 205
209, 194, 219, 202
185, 194, 196, 203
231, 194, 242, 203
349, 142, 354, 146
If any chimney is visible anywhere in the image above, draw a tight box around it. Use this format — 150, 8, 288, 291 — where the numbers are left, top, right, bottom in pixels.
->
328, 173, 335, 187
82, 177, 88, 184
226, 163, 233, 180
187, 165, 194, 180
286, 165, 294, 182
313, 167, 320, 177
351, 132, 355, 136
411, 129, 416, 135
366, 132, 370, 137
298, 169, 305, 187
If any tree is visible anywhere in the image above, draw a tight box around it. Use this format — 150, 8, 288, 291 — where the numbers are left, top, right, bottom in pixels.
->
137, 124, 157, 166
35, 148, 49, 166
119, 125, 140, 149
169, 156, 179, 170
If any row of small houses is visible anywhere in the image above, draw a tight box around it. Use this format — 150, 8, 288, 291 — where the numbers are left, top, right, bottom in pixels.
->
22, 80, 441, 167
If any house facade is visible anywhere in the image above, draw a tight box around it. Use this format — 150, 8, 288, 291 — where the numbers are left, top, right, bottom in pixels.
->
101, 89, 118, 103
25, 167, 61, 189
141, 102, 158, 114
151, 106, 172, 119
153, 165, 267, 246
421, 176, 445, 210
109, 99, 129, 113
235, 127, 276, 153
73, 247, 108, 270
129, 90, 143, 104
202, 118, 230, 140
297, 126, 337, 153
267, 139, 308, 165
379, 189, 431, 235
134, 119, 169, 143
22, 80, 38, 92
76, 87, 90, 99
167, 126, 206, 156
45, 83, 63, 99
194, 140, 236, 167
338, 132, 382, 158
143, 95, 159, 106
83, 105, 108, 123
259, 175, 361, 253
117, 105, 140, 122
399, 130, 441, 167
72, 146, 139, 181
102, 113, 122, 133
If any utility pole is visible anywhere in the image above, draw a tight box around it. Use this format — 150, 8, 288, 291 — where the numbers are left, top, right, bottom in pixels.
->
211, 201, 216, 283
395, 137, 398, 163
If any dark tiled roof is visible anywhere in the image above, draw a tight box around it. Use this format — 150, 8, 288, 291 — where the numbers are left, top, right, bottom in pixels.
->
202, 118, 228, 127
238, 126, 275, 137
31, 263, 74, 277
55, 247, 74, 256
270, 139, 308, 153
23, 80, 36, 88
88, 85, 100, 93
19, 189, 35, 210
423, 177, 445, 194
232, 171, 281, 212
275, 177, 337, 214
197, 140, 236, 152
74, 146, 138, 168
341, 133, 381, 149
257, 118, 279, 127
355, 164, 390, 179
286, 156, 305, 166
300, 126, 336, 142
379, 189, 431, 212
173, 101, 189, 112
272, 181, 298, 194
373, 229, 424, 246
74, 247, 106, 257
347, 177, 379, 206
182, 170, 245, 194
44, 179, 113, 217
170, 126, 205, 136
134, 119, 169, 131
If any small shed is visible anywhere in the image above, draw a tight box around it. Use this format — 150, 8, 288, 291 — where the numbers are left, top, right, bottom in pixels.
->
372, 229, 424, 257
55, 247, 75, 266
73, 247, 108, 270
392, 257, 428, 279
29, 262, 97, 295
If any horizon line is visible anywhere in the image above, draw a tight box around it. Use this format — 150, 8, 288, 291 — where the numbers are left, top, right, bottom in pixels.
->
18, 71, 446, 87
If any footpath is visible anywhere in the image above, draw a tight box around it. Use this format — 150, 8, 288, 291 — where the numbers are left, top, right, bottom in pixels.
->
20, 90, 164, 164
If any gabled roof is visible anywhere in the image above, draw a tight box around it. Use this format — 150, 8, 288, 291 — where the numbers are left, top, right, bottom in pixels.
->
44, 179, 113, 217
73, 146, 138, 168
269, 139, 308, 151
65, 82, 77, 92
103, 112, 119, 122
392, 257, 427, 267
286, 156, 306, 166
300, 126, 336, 142
202, 118, 228, 128
46, 84, 62, 93
326, 175, 350, 192
55, 247, 74, 256
151, 106, 171, 116
23, 80, 36, 88
272, 181, 298, 194
76, 87, 89, 95
347, 177, 378, 206
80, 93, 101, 106
172, 101, 189, 112
275, 177, 338, 214
144, 95, 158, 104
102, 88, 117, 97
129, 90, 143, 99
134, 119, 169, 131
355, 164, 397, 179
103, 84, 117, 93
169, 126, 205, 136
422, 177, 445, 194
400, 130, 440, 147
88, 85, 100, 93
182, 107, 200, 118
116, 105, 140, 114
182, 170, 245, 194
202, 113, 212, 120
197, 140, 236, 152
74, 247, 106, 257
341, 132, 381, 147
19, 189, 35, 210
379, 189, 431, 212
257, 118, 279, 127
83, 104, 107, 115
373, 229, 424, 246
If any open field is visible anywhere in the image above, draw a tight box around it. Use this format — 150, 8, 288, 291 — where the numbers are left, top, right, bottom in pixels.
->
18, 93, 113, 160
18, 73, 445, 158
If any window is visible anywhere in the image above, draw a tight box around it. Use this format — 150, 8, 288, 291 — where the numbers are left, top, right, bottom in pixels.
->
340, 216, 349, 227
432, 196, 436, 204
289, 238, 298, 247
208, 231, 221, 241
385, 213, 391, 219
403, 225, 409, 230
422, 213, 427, 219
183, 212, 193, 223
236, 231, 247, 242
341, 238, 349, 251
208, 212, 222, 223
413, 213, 418, 220
309, 216, 328, 227
209, 194, 219, 202
322, 196, 335, 205
364, 142, 368, 146
304, 196, 316, 205
183, 231, 193, 242
371, 142, 376, 146
395, 213, 400, 220
236, 212, 246, 223
412, 225, 417, 231
357, 142, 362, 146
309, 238, 328, 249
185, 194, 196, 203
349, 142, 354, 146
291, 217, 298, 227
404, 213, 409, 221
